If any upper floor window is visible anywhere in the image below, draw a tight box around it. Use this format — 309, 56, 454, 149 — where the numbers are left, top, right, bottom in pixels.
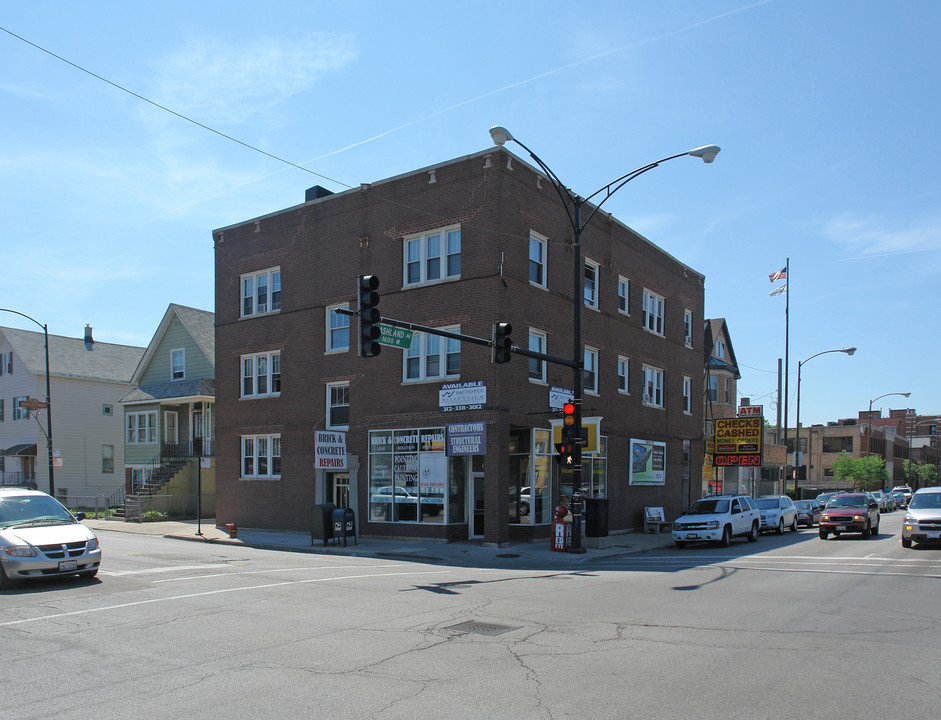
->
528, 329, 547, 383
618, 276, 630, 315
241, 267, 281, 318
242, 351, 282, 398
584, 259, 600, 310
684, 309, 693, 347
642, 289, 664, 335
327, 304, 350, 353
327, 381, 350, 429
13, 396, 29, 421
715, 339, 726, 360
0, 399, 4, 422
171, 348, 185, 380
707, 375, 718, 402
584, 346, 598, 394
1, 352, 12, 375
683, 376, 692, 414
404, 226, 461, 287
242, 434, 281, 478
725, 377, 732, 404
405, 328, 460, 382
127, 411, 157, 444
617, 356, 629, 394
642, 365, 664, 408
529, 233, 547, 287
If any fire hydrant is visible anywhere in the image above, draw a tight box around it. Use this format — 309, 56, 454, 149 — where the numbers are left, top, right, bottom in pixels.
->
225, 523, 238, 538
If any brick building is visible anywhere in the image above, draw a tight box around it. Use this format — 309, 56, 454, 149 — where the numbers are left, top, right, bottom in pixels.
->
212, 147, 706, 545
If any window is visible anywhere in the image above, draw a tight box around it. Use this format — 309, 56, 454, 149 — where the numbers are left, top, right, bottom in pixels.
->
241, 351, 282, 398
404, 226, 461, 286
823, 436, 854, 453
164, 411, 178, 444
127, 411, 158, 444
707, 375, 718, 402
618, 276, 630, 315
617, 356, 629, 393
171, 348, 185, 380
642, 289, 664, 335
529, 233, 547, 287
725, 377, 732, 404
528, 329, 546, 383
584, 259, 600, 310
327, 382, 350, 429
0, 399, 4, 422
241, 267, 281, 317
102, 403, 113, 416
102, 445, 114, 474
13, 396, 28, 421
405, 329, 460, 382
715, 339, 726, 359
327, 304, 350, 352
683, 376, 692, 414
684, 309, 693, 347
3, 352, 11, 374
584, 347, 598, 394
241, 434, 281, 478
642, 365, 664, 407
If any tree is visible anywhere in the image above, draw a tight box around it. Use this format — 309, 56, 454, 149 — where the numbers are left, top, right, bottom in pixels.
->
903, 460, 939, 489
830, 451, 888, 490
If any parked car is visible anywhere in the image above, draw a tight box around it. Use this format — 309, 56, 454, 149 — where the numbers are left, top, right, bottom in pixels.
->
794, 499, 822, 527
672, 494, 760, 548
819, 492, 880, 540
0, 487, 101, 588
892, 485, 914, 507
756, 495, 799, 534
891, 491, 907, 509
869, 490, 889, 512
815, 491, 845, 508
901, 486, 941, 548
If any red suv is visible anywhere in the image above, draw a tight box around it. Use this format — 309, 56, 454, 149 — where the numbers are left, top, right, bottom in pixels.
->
819, 493, 880, 539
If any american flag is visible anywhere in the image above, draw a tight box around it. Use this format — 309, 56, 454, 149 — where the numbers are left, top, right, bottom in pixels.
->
769, 266, 787, 283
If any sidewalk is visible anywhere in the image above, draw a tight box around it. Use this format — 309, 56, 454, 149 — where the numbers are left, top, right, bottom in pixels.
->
82, 516, 676, 567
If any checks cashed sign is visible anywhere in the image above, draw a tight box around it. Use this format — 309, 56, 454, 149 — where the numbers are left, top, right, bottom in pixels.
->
713, 417, 763, 466
315, 430, 347, 470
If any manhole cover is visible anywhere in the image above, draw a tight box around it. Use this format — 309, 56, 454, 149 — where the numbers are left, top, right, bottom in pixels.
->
446, 620, 519, 637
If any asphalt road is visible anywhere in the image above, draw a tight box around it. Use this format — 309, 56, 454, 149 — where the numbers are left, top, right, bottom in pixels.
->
2, 512, 938, 720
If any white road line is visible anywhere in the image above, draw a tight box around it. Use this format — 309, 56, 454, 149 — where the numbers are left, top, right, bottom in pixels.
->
151, 563, 415, 582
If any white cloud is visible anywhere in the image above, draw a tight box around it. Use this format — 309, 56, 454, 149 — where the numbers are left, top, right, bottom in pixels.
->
824, 212, 941, 261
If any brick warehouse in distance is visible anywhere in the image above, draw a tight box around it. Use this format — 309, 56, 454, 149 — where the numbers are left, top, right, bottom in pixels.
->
213, 146, 706, 546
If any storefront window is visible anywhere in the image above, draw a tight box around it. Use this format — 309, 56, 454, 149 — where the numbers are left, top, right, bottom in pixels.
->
369, 427, 448, 524
560, 435, 607, 500
509, 427, 552, 525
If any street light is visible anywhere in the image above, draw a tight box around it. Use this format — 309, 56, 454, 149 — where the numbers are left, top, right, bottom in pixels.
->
0, 308, 54, 498
866, 392, 911, 490
490, 125, 720, 552
793, 347, 856, 498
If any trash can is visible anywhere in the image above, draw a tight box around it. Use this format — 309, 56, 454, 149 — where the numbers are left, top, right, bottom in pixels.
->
584, 497, 609, 538
331, 507, 357, 546
311, 503, 336, 546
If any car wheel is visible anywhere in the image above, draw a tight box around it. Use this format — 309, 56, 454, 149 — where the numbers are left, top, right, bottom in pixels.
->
719, 525, 732, 548
870, 520, 879, 538
901, 537, 913, 549
790, 516, 799, 532
819, 529, 828, 540
861, 522, 871, 539
674, 541, 687, 549
747, 521, 759, 542
0, 563, 16, 590
776, 518, 784, 535
519, 502, 530, 516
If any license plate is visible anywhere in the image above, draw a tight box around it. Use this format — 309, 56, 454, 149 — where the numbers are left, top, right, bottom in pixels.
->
928, 532, 940, 539
835, 525, 846, 531
686, 534, 700, 539
59, 560, 78, 572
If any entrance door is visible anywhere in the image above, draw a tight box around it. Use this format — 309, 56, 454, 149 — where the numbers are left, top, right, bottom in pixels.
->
470, 472, 485, 539
330, 473, 350, 508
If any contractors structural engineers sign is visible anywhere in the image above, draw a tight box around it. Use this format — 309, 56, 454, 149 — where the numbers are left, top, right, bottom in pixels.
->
714, 417, 763, 466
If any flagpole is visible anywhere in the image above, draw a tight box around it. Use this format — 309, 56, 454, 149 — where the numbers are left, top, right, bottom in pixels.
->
783, 257, 790, 496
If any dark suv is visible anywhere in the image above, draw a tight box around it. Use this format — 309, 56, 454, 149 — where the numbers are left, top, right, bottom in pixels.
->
819, 492, 880, 539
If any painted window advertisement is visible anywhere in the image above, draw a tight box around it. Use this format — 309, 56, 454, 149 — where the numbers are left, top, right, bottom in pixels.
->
369, 428, 446, 524
629, 439, 666, 485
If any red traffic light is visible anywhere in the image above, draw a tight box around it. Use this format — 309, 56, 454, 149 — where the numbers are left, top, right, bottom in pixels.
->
562, 402, 575, 416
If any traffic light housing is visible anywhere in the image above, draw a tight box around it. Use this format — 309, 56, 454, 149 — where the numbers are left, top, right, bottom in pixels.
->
359, 274, 381, 357
492, 322, 512, 364
556, 401, 577, 466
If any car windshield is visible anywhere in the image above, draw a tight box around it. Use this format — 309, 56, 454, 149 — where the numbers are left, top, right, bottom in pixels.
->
755, 498, 780, 509
794, 500, 813, 509
688, 498, 730, 514
908, 492, 941, 510
826, 495, 868, 508
0, 494, 77, 529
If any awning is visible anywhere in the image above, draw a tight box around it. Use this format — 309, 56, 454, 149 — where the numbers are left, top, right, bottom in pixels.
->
0, 444, 38, 457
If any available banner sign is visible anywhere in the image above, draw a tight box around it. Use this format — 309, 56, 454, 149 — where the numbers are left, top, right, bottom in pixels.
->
629, 439, 666, 485
315, 430, 348, 470
714, 417, 763, 466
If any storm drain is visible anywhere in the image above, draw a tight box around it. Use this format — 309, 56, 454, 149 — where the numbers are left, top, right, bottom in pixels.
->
446, 620, 519, 637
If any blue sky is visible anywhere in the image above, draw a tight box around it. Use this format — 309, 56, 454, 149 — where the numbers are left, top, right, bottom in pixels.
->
2, 1, 938, 427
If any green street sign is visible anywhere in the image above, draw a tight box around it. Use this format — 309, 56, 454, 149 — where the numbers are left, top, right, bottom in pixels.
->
378, 324, 413, 349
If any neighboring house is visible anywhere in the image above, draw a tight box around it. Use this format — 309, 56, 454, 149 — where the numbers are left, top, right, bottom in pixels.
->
213, 147, 706, 544
0, 324, 144, 505
118, 304, 215, 518
702, 318, 742, 497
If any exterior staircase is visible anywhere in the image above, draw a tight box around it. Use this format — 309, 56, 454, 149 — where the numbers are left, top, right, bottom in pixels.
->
112, 459, 187, 519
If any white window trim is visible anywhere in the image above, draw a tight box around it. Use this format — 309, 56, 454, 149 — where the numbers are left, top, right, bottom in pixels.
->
404, 327, 461, 383
715, 339, 726, 360
127, 411, 158, 444
642, 289, 665, 336
684, 309, 694, 348
241, 434, 282, 479
403, 225, 461, 287
326, 303, 350, 354
617, 355, 630, 395
326, 381, 350, 430
618, 275, 630, 316
171, 348, 185, 381
240, 267, 282, 318
241, 351, 282, 398
683, 376, 692, 414
528, 328, 547, 384
584, 346, 599, 395
529, 231, 548, 289
584, 258, 600, 311
642, 364, 664, 408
